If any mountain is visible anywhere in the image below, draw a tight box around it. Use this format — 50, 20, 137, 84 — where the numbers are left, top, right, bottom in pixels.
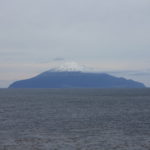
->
9, 70, 145, 88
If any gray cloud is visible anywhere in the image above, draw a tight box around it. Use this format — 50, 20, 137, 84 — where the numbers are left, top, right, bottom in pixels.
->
53, 58, 65, 61
1, 0, 150, 53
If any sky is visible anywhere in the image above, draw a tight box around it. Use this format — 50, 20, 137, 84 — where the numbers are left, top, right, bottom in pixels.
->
0, 0, 150, 87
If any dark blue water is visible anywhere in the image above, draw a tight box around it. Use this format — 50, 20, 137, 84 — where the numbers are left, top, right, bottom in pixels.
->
0, 89, 150, 150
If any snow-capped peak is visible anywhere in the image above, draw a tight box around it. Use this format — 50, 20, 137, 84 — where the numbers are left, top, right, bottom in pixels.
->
54, 61, 84, 72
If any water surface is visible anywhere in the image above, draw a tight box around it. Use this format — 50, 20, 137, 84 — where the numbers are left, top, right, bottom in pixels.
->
0, 88, 150, 150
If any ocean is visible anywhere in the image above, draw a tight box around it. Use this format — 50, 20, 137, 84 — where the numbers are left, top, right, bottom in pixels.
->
0, 88, 150, 150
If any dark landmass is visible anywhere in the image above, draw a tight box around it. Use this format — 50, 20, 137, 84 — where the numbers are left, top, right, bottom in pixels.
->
9, 71, 145, 88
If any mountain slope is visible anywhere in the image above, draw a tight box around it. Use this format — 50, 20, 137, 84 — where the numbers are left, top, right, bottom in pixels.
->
9, 71, 145, 88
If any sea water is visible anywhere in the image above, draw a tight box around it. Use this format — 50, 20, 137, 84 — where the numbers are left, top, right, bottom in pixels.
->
0, 88, 150, 150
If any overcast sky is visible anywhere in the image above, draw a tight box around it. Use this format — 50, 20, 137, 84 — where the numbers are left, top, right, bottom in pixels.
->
0, 0, 150, 87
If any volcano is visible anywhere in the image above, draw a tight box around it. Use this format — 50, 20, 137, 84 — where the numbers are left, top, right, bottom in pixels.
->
9, 70, 145, 88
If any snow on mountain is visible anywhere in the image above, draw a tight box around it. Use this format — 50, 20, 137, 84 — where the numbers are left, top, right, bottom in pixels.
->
49, 61, 91, 72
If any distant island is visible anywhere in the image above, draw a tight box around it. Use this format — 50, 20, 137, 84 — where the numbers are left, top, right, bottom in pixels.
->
9, 70, 145, 88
